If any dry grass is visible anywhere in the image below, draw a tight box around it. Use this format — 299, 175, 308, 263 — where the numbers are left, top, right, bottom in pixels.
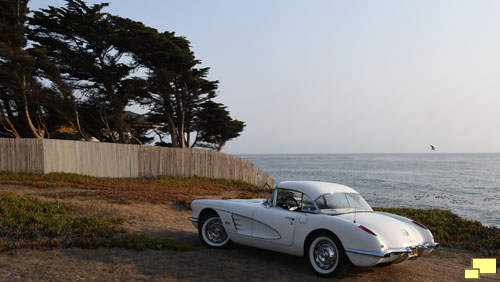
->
0, 172, 272, 207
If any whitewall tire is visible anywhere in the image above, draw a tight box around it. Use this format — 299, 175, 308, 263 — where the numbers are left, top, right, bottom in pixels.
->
306, 231, 346, 277
199, 212, 231, 248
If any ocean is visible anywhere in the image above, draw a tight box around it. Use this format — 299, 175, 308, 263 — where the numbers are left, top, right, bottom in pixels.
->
239, 153, 500, 227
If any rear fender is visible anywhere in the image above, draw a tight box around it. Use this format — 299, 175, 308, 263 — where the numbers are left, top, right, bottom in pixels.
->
293, 214, 383, 259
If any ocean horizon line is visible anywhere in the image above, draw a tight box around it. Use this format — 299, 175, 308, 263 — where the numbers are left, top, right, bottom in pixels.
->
236, 152, 500, 156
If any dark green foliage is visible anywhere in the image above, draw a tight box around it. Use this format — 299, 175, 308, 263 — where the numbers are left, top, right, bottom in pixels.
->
0, 192, 193, 252
0, 0, 93, 140
29, 0, 148, 143
0, 0, 42, 138
114, 17, 220, 148
0, 192, 125, 249
195, 101, 245, 151
1, 0, 245, 148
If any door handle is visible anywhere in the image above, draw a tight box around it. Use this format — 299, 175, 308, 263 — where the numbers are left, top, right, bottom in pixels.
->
285, 216, 295, 221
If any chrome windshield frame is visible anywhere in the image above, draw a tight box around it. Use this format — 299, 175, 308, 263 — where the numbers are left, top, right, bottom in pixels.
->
272, 188, 321, 213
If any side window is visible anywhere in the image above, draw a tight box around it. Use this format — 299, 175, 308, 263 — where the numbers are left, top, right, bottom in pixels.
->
276, 189, 302, 211
275, 189, 317, 213
301, 194, 317, 213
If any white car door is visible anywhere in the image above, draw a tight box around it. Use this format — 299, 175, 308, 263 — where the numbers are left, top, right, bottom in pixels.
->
252, 205, 298, 246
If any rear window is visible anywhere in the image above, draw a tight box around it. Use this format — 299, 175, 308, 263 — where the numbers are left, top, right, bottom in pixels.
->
315, 193, 372, 214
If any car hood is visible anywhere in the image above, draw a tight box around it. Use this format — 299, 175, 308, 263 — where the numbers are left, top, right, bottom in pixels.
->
336, 212, 423, 249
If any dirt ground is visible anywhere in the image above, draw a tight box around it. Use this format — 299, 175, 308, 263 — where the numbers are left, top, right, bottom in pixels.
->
0, 184, 498, 281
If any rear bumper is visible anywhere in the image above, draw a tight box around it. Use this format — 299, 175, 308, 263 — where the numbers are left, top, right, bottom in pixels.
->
345, 242, 439, 267
346, 242, 439, 258
188, 217, 199, 229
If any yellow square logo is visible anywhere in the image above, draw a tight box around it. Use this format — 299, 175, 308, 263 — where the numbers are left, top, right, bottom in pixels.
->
464, 269, 479, 279
465, 258, 497, 279
472, 258, 497, 274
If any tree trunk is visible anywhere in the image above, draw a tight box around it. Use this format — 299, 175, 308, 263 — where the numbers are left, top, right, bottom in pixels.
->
100, 109, 118, 142
164, 111, 179, 147
11, 3, 43, 138
162, 95, 180, 147
0, 103, 20, 138
173, 84, 187, 148
217, 141, 226, 152
177, 110, 186, 148
74, 109, 90, 140
115, 110, 129, 143
21, 80, 43, 139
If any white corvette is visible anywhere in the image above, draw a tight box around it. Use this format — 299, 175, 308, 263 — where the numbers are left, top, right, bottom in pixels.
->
188, 181, 439, 276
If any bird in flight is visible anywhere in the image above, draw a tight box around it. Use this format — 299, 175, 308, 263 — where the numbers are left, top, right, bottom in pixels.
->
430, 145, 435, 151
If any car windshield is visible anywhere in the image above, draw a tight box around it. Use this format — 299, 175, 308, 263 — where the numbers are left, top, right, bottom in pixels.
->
315, 193, 372, 214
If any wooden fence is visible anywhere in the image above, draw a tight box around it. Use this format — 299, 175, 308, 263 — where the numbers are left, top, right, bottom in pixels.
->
0, 138, 274, 187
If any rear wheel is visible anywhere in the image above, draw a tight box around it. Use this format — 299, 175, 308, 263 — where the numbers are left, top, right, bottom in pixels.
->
198, 212, 231, 248
306, 231, 346, 277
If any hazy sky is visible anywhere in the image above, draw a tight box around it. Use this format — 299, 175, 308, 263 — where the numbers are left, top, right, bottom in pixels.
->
29, 0, 500, 154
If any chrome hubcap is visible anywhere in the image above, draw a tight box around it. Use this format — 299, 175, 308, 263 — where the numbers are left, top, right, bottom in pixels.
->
314, 240, 337, 270
205, 218, 228, 244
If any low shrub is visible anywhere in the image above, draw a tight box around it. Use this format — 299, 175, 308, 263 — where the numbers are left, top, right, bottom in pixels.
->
0, 193, 192, 252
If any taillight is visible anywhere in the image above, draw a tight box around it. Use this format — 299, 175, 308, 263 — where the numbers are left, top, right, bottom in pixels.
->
359, 225, 377, 236
412, 220, 428, 230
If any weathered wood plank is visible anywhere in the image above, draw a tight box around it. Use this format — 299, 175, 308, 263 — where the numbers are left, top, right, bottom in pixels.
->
0, 138, 274, 186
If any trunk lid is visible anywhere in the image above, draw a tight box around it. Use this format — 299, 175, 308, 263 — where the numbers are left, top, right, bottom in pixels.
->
337, 212, 421, 248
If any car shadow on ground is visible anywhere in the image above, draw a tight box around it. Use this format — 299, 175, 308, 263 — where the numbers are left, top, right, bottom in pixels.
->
54, 229, 380, 281
138, 229, 202, 246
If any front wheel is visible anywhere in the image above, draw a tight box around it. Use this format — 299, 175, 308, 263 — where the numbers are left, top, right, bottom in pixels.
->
198, 212, 231, 248
306, 231, 346, 277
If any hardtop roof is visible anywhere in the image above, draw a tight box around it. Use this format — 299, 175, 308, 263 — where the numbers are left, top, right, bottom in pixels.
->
276, 181, 358, 200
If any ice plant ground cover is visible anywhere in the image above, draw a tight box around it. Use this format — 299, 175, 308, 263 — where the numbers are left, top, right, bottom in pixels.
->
0, 172, 271, 206
0, 193, 193, 252
0, 172, 498, 264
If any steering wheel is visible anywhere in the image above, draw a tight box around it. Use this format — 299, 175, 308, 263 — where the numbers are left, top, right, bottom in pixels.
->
276, 198, 287, 209
284, 196, 299, 211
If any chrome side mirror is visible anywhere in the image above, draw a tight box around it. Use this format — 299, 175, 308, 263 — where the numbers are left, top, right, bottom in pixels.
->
263, 198, 271, 208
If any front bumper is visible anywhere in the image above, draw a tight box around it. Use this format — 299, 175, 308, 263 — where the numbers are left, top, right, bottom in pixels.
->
188, 217, 199, 229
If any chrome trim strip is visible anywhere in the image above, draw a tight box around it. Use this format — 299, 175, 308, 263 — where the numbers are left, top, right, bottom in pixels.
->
345, 248, 411, 258
416, 244, 427, 250
346, 242, 438, 258
272, 189, 277, 207
188, 217, 199, 229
